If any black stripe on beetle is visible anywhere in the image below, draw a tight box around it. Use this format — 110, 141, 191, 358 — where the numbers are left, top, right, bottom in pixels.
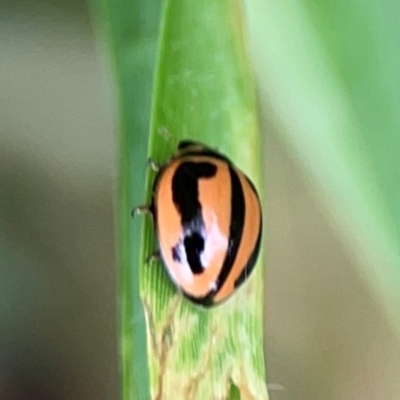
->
211, 165, 245, 291
171, 161, 217, 275
183, 165, 246, 306
234, 215, 262, 288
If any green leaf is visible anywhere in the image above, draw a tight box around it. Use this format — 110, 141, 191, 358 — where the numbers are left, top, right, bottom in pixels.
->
94, 0, 267, 398
140, 1, 268, 399
92, 0, 162, 399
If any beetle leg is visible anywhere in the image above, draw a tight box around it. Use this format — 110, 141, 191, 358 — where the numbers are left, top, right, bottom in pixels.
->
131, 204, 152, 218
146, 250, 161, 264
147, 158, 161, 171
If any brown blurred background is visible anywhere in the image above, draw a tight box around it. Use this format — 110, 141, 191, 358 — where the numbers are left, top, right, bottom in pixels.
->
1, 0, 117, 399
1, 0, 400, 399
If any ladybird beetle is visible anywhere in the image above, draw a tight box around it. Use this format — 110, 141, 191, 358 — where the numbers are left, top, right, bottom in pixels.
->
137, 140, 262, 307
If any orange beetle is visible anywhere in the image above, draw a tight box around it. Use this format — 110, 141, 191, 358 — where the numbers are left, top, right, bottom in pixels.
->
137, 140, 262, 307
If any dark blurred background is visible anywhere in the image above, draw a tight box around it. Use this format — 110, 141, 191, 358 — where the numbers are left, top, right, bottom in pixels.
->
1, 0, 117, 399
1, 1, 400, 400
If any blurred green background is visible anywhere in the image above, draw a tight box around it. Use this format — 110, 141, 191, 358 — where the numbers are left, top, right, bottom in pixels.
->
1, 0, 400, 399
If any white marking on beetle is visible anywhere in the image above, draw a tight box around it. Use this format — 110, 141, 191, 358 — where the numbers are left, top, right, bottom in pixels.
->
200, 212, 228, 268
